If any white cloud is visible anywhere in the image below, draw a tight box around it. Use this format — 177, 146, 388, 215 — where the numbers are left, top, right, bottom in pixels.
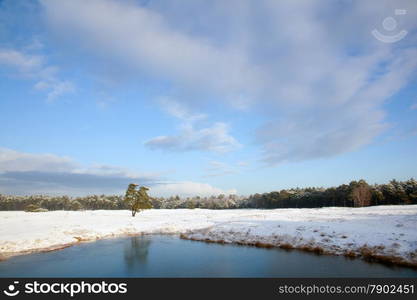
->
256, 48, 417, 164
0, 147, 74, 173
203, 160, 249, 177
257, 109, 387, 164
40, 0, 260, 107
237, 161, 248, 167
204, 161, 235, 177
0, 49, 43, 71
40, 0, 417, 164
0, 147, 153, 179
159, 97, 207, 122
34, 79, 75, 102
0, 47, 74, 101
25, 37, 45, 51
146, 122, 240, 153
145, 100, 240, 153
0, 148, 155, 196
0, 148, 235, 197
150, 181, 236, 197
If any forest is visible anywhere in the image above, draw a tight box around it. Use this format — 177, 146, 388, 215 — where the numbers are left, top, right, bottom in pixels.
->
0, 178, 416, 211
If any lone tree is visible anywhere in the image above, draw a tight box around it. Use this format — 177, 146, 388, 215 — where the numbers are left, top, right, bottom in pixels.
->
124, 184, 153, 217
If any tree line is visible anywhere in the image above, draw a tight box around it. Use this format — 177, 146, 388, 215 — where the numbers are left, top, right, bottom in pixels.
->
0, 178, 416, 211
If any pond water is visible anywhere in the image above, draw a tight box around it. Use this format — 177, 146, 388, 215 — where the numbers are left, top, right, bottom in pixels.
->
0, 235, 416, 277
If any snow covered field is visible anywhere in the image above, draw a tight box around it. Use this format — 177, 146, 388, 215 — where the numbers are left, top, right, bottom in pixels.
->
1, 206, 417, 266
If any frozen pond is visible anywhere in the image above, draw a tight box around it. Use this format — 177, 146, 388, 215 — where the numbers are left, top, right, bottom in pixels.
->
0, 235, 416, 277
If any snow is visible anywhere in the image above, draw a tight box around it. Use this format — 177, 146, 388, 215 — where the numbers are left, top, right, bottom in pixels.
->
1, 205, 417, 266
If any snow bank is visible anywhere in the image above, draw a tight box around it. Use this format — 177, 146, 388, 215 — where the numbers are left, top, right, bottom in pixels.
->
1, 206, 417, 266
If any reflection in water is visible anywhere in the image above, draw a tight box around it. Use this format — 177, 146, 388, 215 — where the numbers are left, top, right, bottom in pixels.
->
124, 236, 152, 268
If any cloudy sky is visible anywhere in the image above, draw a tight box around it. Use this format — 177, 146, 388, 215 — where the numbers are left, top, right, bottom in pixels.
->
1, 0, 416, 197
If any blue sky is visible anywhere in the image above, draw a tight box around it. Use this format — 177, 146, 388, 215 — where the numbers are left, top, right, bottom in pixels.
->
0, 0, 416, 197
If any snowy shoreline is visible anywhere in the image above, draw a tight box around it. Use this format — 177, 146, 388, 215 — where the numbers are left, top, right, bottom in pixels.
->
1, 206, 417, 267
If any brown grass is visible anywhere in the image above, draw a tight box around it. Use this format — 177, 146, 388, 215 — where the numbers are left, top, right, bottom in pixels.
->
254, 242, 274, 248
278, 243, 294, 250
344, 250, 357, 258
177, 235, 417, 268
358, 245, 417, 268
298, 245, 325, 255
73, 236, 89, 242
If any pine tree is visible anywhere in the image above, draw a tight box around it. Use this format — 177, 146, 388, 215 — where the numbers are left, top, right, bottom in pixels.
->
124, 184, 153, 217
